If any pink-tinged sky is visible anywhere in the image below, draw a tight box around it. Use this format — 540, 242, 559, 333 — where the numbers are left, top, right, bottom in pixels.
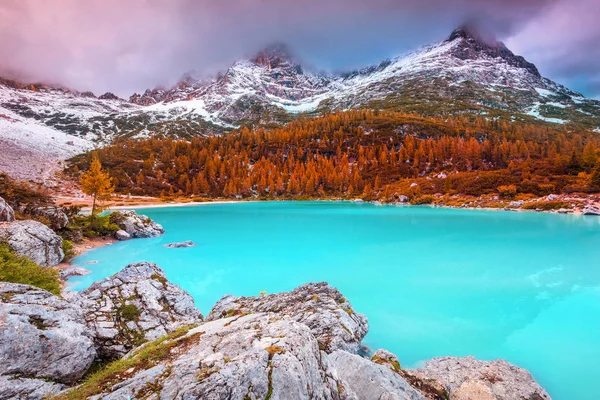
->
0, 0, 599, 98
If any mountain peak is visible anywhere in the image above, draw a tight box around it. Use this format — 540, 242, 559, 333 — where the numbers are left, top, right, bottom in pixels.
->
447, 24, 499, 47
446, 24, 541, 78
251, 43, 296, 69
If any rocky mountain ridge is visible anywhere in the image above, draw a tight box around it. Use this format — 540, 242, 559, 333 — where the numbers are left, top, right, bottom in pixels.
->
1, 26, 599, 181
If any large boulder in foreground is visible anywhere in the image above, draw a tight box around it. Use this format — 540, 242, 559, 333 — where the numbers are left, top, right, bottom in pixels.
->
0, 283, 96, 385
207, 282, 369, 353
75, 261, 202, 359
62, 313, 351, 400
111, 210, 165, 238
414, 356, 551, 400
0, 220, 64, 266
0, 196, 14, 222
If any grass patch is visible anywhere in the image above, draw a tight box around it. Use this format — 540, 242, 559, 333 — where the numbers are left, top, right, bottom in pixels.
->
52, 324, 198, 400
0, 243, 61, 296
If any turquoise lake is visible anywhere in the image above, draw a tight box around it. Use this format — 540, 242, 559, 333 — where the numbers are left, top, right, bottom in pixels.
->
68, 201, 600, 400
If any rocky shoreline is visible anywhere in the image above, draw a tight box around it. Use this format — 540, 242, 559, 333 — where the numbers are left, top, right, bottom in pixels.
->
0, 194, 578, 399
0, 261, 551, 400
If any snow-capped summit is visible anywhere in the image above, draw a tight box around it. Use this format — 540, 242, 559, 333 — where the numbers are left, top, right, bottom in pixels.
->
1, 26, 599, 180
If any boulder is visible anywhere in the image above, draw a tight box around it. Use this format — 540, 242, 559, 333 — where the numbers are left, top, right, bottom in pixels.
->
0, 196, 14, 222
372, 348, 402, 373
0, 220, 64, 266
414, 356, 551, 400
0, 376, 64, 400
114, 229, 131, 240
582, 205, 600, 216
509, 200, 524, 208
111, 210, 165, 238
0, 283, 96, 384
59, 266, 91, 279
25, 206, 69, 230
63, 313, 349, 400
329, 350, 425, 400
75, 261, 202, 359
207, 282, 368, 353
165, 240, 196, 248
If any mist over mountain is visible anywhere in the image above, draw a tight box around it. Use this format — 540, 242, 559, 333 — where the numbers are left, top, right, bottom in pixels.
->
1, 0, 599, 98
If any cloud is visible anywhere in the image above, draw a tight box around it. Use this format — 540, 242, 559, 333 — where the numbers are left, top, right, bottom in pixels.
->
1, 0, 597, 98
507, 0, 600, 98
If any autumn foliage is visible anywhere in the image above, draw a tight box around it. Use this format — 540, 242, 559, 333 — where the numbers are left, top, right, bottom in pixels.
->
68, 110, 600, 201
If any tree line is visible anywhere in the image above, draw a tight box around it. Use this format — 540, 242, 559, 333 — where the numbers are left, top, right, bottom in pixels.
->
69, 110, 600, 200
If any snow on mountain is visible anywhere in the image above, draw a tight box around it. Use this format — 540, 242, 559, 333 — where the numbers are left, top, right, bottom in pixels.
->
1, 26, 599, 181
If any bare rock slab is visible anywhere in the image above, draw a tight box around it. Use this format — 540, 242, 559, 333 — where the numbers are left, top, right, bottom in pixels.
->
0, 283, 96, 384
0, 220, 64, 266
76, 313, 346, 400
207, 282, 368, 353
414, 356, 551, 400
75, 261, 202, 359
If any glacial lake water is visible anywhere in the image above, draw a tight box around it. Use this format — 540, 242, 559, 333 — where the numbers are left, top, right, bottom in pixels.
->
68, 201, 600, 400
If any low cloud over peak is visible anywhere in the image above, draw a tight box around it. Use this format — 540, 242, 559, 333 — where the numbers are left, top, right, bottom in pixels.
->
1, 0, 598, 98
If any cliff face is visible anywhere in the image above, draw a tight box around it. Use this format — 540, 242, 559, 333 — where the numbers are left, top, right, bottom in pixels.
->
0, 261, 551, 400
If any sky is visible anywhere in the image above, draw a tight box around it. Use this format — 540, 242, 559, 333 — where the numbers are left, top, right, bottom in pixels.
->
0, 0, 599, 98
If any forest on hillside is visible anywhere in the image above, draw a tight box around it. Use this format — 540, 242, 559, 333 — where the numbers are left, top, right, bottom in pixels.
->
67, 110, 600, 203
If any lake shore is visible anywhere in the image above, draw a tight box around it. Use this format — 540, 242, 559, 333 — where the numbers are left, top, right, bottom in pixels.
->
55, 236, 118, 272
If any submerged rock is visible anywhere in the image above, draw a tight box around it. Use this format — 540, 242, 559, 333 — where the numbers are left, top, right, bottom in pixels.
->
165, 240, 196, 248
414, 356, 551, 400
0, 196, 15, 222
59, 266, 91, 279
0, 220, 64, 266
111, 210, 165, 238
207, 282, 368, 353
0, 283, 96, 384
75, 261, 202, 359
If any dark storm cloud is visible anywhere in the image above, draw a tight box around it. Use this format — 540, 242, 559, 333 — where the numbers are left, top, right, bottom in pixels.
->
0, 0, 598, 98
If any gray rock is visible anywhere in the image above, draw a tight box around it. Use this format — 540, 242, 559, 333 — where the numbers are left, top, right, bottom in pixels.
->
0, 283, 96, 384
546, 194, 560, 201
509, 200, 524, 208
0, 375, 64, 400
0, 196, 15, 222
329, 350, 425, 400
582, 205, 600, 216
372, 348, 402, 373
111, 210, 165, 238
76, 313, 347, 400
414, 356, 551, 400
165, 240, 196, 248
75, 261, 202, 359
25, 206, 69, 230
398, 195, 410, 203
207, 282, 368, 353
114, 229, 131, 240
0, 220, 64, 266
557, 208, 569, 214
59, 266, 91, 279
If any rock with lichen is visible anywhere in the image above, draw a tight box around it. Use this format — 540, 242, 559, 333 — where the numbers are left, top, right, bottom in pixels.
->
74, 261, 202, 359
207, 282, 368, 353
0, 220, 64, 266
413, 356, 551, 400
0, 283, 96, 387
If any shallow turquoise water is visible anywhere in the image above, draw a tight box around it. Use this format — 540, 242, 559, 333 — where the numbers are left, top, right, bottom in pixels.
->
69, 201, 600, 400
